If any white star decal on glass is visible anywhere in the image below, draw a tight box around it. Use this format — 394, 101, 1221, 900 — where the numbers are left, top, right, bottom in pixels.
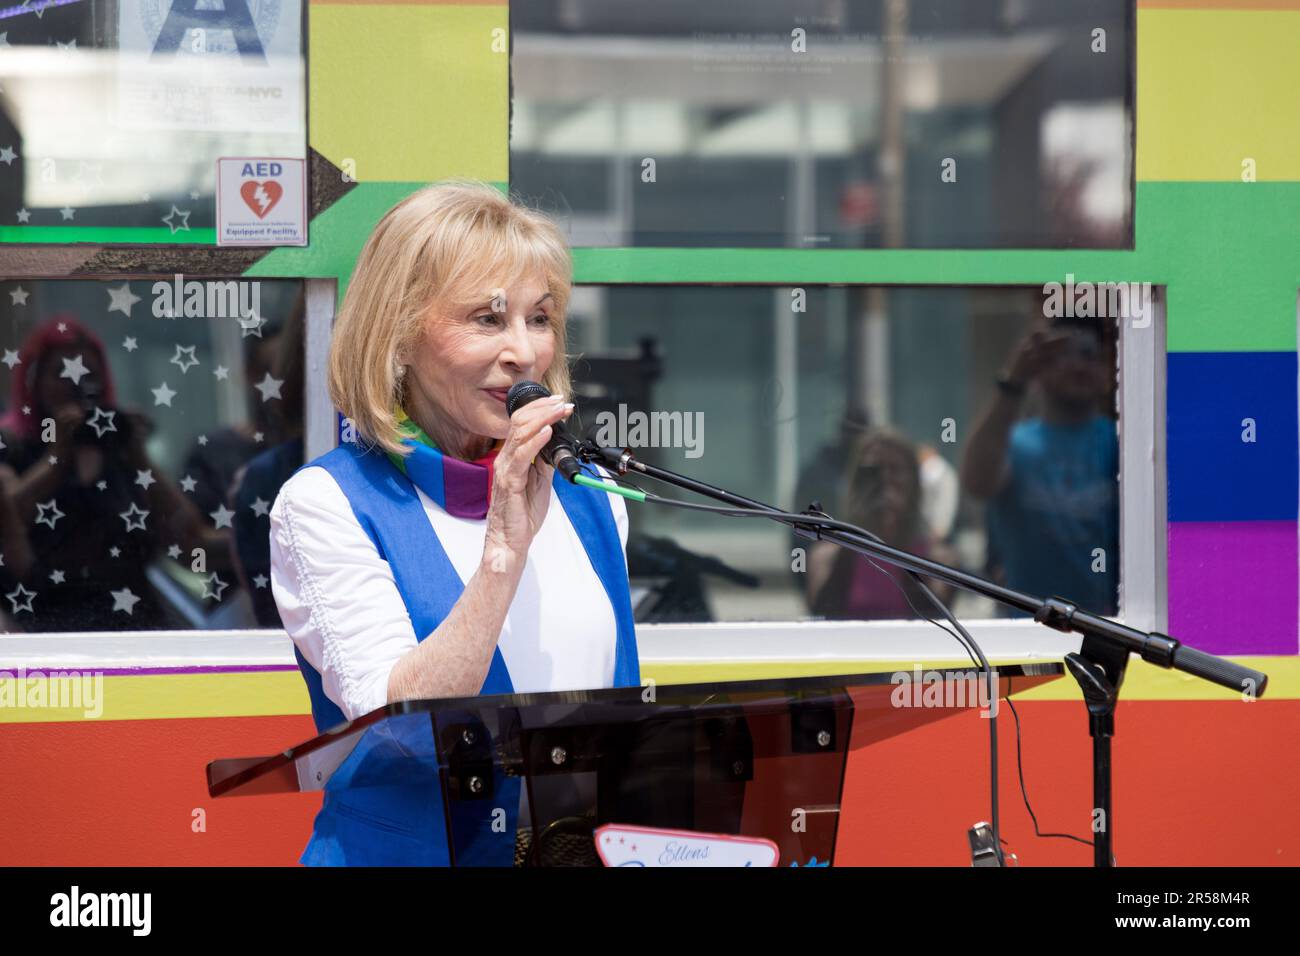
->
85, 407, 117, 438
106, 283, 141, 317
170, 344, 199, 374
253, 431, 265, 442
56, 322, 67, 333
9, 286, 28, 306
201, 573, 229, 601
47, 455, 57, 466
49, 569, 65, 584
209, 504, 235, 529
119, 502, 150, 532
109, 546, 121, 558
212, 365, 229, 380
0, 146, 15, 165
123, 337, 138, 352
96, 480, 106, 491
2, 349, 21, 369
253, 574, 268, 589
15, 208, 30, 223
59, 206, 75, 221
254, 372, 284, 402
111, 587, 141, 614
59, 354, 90, 386
134, 469, 156, 491
239, 314, 267, 338
179, 474, 197, 493
6, 582, 35, 614
250, 497, 270, 517
151, 382, 177, 407
197, 435, 208, 446
162, 206, 191, 234
35, 498, 64, 529
167, 544, 182, 559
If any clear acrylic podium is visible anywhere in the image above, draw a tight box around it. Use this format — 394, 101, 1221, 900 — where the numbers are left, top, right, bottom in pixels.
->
207, 664, 1062, 866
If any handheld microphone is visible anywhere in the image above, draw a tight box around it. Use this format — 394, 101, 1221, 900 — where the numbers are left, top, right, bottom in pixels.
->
505, 381, 583, 483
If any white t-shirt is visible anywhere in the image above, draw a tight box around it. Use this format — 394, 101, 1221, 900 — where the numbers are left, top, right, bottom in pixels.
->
269, 464, 629, 722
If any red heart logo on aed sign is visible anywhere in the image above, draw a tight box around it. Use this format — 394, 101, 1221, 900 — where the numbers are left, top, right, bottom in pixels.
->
240, 180, 283, 218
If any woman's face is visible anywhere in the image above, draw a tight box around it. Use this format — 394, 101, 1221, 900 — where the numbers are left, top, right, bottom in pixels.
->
403, 272, 558, 454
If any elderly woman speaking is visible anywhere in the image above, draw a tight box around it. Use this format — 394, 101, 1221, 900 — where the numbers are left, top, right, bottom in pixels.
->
269, 181, 640, 865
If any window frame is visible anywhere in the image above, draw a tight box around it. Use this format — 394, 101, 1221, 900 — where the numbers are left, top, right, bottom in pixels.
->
0, 278, 1167, 671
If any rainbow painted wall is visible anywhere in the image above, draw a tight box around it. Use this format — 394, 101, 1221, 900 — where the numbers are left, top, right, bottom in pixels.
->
0, 0, 1297, 866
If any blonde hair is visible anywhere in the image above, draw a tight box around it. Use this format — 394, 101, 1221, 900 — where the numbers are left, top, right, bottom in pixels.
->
328, 179, 575, 458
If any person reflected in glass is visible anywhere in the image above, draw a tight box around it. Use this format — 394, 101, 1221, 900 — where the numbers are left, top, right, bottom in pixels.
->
960, 315, 1118, 615
806, 428, 952, 620
0, 317, 230, 630
231, 293, 305, 628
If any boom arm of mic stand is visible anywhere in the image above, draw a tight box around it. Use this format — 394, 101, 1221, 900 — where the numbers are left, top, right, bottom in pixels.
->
577, 441, 1269, 699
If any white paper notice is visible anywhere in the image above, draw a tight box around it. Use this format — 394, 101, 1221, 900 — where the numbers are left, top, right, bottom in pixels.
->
216, 157, 307, 246
116, 0, 305, 133
595, 824, 780, 867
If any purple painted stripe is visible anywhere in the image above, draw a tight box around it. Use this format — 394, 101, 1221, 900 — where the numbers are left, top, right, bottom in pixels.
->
1168, 520, 1299, 655
0, 664, 301, 677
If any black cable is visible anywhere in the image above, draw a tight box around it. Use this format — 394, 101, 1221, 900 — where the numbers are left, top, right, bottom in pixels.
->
583, 463, 978, 664
1005, 693, 1094, 850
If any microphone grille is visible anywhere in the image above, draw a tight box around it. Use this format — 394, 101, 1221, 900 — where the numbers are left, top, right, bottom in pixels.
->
505, 380, 550, 417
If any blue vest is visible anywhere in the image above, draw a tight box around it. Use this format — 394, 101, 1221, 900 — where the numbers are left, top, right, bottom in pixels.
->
290, 439, 640, 866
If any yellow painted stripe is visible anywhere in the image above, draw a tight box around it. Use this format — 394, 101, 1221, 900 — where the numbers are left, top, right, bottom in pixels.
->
1138, 9, 1300, 181
310, 5, 507, 182
0, 672, 310, 724
647, 656, 1299, 702
2, 655, 1294, 724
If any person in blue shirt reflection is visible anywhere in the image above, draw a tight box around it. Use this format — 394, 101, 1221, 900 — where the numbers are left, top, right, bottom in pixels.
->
960, 315, 1119, 616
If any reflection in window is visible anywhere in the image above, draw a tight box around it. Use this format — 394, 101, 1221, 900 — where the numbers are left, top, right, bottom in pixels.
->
511, 0, 1132, 248
0, 0, 305, 238
567, 286, 1119, 623
0, 279, 304, 631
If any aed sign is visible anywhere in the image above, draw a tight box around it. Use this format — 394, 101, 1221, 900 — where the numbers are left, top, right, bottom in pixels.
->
216, 156, 307, 246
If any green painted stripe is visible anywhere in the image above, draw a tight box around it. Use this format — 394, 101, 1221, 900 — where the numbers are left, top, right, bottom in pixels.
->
0, 226, 218, 244
563, 182, 1299, 354
248, 181, 508, 295
1139, 182, 1300, 352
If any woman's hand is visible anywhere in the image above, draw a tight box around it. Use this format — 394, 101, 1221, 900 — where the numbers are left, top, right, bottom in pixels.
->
482, 393, 574, 572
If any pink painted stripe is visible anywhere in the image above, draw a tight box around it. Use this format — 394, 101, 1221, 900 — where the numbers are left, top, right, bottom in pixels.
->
1168, 520, 1299, 655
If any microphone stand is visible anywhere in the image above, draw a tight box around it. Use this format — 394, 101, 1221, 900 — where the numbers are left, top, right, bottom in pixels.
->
576, 440, 1270, 868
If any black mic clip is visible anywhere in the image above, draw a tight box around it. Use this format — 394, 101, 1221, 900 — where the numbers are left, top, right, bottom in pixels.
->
577, 439, 635, 476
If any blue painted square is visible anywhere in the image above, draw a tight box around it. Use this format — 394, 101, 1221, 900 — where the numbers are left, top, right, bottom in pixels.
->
1167, 351, 1298, 521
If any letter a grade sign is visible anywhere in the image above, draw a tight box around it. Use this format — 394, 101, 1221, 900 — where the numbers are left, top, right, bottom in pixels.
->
216, 157, 307, 246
